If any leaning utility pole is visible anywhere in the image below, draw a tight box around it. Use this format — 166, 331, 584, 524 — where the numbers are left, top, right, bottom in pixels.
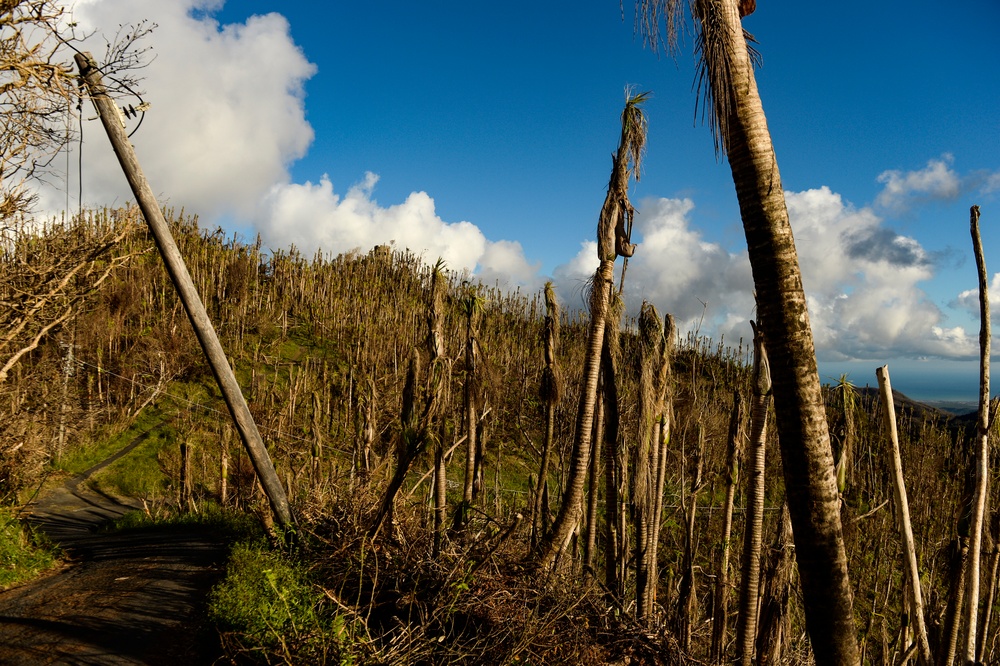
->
75, 52, 294, 530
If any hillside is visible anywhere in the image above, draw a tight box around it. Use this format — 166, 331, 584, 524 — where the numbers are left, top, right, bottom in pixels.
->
0, 210, 993, 664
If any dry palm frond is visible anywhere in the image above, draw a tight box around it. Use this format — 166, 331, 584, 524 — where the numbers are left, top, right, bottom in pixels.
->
598, 89, 650, 263
631, 0, 684, 54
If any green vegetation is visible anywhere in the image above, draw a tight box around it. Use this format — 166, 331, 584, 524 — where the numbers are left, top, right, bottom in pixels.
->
209, 539, 361, 664
0, 508, 59, 588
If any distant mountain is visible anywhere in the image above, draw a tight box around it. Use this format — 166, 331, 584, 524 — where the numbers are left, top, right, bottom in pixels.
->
853, 386, 956, 423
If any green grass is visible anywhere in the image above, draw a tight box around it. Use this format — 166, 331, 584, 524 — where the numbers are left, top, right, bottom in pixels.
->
105, 501, 262, 539
54, 404, 174, 477
0, 508, 60, 589
96, 427, 174, 498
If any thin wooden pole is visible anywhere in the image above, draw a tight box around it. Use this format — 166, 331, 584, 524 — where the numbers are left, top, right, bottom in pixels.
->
876, 364, 932, 664
966, 204, 989, 664
75, 52, 294, 530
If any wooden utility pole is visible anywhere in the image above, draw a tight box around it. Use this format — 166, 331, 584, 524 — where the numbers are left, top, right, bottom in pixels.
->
75, 52, 294, 530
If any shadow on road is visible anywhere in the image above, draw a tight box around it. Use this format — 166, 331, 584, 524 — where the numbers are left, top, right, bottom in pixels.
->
0, 430, 228, 665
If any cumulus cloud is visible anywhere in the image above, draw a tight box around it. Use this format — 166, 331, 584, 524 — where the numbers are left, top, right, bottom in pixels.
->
952, 273, 1000, 315
41, 0, 315, 219
876, 155, 960, 212
873, 154, 1000, 213
549, 187, 976, 361
256, 172, 543, 289
26, 2, 984, 362
33, 1, 544, 291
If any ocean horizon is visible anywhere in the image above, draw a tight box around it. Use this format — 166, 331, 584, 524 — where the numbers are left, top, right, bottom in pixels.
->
818, 359, 992, 415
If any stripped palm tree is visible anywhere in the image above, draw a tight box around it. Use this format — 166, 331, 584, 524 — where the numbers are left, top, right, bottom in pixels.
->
531, 282, 561, 547
536, 89, 647, 570
635, 2, 859, 663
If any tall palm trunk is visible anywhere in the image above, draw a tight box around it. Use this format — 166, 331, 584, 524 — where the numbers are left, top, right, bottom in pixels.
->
537, 91, 647, 571
737, 321, 770, 665
648, 313, 674, 612
712, 389, 746, 664
690, 1, 858, 660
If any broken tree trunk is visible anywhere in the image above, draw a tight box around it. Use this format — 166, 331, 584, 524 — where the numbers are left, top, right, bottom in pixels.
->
876, 364, 932, 665
966, 204, 990, 664
75, 52, 293, 530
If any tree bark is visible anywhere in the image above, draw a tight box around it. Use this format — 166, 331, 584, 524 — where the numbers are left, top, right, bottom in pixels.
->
678, 423, 705, 650
698, 2, 860, 661
736, 321, 770, 666
537, 92, 645, 570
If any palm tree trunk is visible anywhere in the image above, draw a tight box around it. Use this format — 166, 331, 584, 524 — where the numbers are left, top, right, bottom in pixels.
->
537, 92, 647, 571
537, 261, 613, 569
755, 504, 795, 666
941, 537, 969, 666
736, 321, 770, 666
697, 1, 859, 661
712, 389, 746, 664
584, 373, 605, 574
678, 424, 705, 650
434, 439, 447, 557
532, 283, 561, 549
647, 313, 674, 614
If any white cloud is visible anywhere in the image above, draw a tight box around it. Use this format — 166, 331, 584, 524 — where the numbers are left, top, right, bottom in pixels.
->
256, 172, 542, 288
875, 155, 962, 212
42, 0, 315, 219
34, 1, 544, 290
548, 187, 976, 361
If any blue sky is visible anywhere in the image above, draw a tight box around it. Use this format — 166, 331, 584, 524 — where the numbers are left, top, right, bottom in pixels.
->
55, 0, 1000, 400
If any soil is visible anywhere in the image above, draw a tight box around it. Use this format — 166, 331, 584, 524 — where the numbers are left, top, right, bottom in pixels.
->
0, 435, 229, 665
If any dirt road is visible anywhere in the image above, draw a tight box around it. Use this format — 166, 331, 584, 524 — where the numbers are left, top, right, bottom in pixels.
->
0, 435, 228, 665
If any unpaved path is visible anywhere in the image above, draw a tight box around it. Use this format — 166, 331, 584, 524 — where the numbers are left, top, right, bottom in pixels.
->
0, 433, 228, 665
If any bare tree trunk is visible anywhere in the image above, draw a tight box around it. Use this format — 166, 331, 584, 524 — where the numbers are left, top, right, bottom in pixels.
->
532, 283, 561, 549
462, 316, 478, 507
584, 371, 605, 574
876, 364, 932, 665
678, 423, 705, 651
434, 439, 447, 557
940, 537, 970, 666
602, 332, 625, 598
977, 545, 1000, 665
635, 303, 668, 621
712, 390, 746, 664
965, 204, 989, 664
737, 321, 771, 666
220, 444, 228, 505
648, 313, 675, 614
756, 504, 795, 666
537, 92, 646, 571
